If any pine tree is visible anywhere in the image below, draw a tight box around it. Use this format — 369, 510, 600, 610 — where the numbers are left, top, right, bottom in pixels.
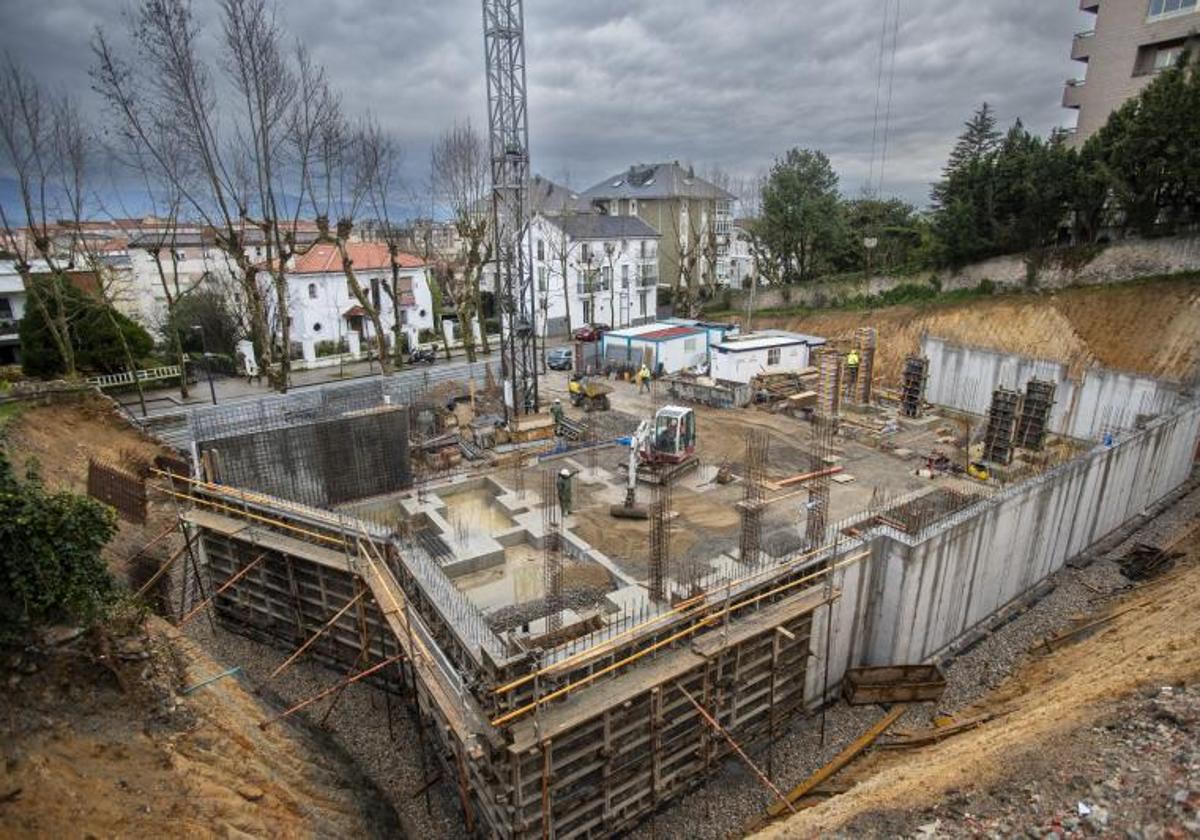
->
944, 102, 1001, 176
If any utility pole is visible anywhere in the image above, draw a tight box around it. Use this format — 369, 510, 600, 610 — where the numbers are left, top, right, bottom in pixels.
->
482, 0, 538, 419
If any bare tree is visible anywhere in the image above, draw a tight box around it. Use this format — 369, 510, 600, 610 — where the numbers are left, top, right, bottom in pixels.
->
431, 121, 492, 363
306, 107, 392, 375
92, 0, 337, 392
0, 59, 81, 377
542, 212, 578, 337
360, 117, 410, 368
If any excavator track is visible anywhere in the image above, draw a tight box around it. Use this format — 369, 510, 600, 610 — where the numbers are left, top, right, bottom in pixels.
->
636, 456, 699, 485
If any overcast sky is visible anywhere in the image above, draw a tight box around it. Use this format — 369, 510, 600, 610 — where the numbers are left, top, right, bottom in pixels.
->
0, 0, 1089, 212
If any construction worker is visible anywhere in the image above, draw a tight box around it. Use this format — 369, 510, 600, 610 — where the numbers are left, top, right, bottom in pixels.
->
556, 467, 573, 516
638, 363, 651, 394
549, 398, 564, 434
845, 348, 860, 391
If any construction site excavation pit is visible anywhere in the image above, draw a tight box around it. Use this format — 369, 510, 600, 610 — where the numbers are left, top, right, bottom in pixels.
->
340, 473, 628, 640
166, 341, 1200, 840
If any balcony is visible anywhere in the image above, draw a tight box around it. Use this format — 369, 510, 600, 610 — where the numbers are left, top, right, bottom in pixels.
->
1072, 30, 1094, 61
1079, 0, 1099, 12
1062, 78, 1085, 109
0, 318, 19, 340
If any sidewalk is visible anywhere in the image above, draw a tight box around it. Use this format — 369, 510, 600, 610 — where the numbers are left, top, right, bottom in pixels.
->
120, 338, 570, 417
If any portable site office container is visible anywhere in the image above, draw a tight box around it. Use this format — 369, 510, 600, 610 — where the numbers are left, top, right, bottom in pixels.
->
709, 332, 827, 384
601, 322, 717, 374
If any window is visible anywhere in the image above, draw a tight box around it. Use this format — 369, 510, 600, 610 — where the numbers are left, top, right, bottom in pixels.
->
537, 239, 544, 261
307, 282, 318, 299
1154, 45, 1185, 70
313, 322, 322, 333
581, 243, 591, 262
1148, 0, 1197, 19
0, 297, 12, 319
621, 264, 630, 288
683, 338, 698, 353
767, 347, 781, 366
629, 199, 637, 215
347, 280, 355, 297
639, 240, 647, 258
600, 265, 612, 290
538, 265, 548, 292
639, 291, 649, 315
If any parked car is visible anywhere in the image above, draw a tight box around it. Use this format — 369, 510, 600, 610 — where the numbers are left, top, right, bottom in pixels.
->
546, 347, 574, 370
573, 323, 611, 342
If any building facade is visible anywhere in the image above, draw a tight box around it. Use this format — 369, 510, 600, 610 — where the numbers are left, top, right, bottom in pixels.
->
0, 262, 27, 366
1065, 0, 1200, 145
281, 242, 434, 363
580, 163, 736, 291
529, 213, 660, 337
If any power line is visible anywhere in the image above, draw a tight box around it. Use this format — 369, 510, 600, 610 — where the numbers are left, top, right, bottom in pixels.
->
877, 0, 902, 197
866, 4, 891, 196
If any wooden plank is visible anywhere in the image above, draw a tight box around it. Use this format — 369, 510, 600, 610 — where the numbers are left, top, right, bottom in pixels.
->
753, 704, 908, 828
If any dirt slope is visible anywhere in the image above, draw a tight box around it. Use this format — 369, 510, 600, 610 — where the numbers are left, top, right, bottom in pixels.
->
0, 619, 398, 838
757, 524, 1200, 838
0, 394, 403, 838
752, 276, 1200, 387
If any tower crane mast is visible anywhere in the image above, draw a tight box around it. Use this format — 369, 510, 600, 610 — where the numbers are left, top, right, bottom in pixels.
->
481, 0, 538, 417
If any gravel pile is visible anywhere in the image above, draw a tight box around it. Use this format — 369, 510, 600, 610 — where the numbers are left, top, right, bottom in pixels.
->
185, 620, 462, 839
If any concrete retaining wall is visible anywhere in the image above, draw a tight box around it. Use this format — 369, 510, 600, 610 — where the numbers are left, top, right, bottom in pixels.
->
809, 394, 1200, 701
724, 234, 1200, 313
921, 335, 1184, 440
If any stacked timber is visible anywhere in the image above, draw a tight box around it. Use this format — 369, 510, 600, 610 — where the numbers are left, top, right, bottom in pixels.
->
752, 367, 819, 409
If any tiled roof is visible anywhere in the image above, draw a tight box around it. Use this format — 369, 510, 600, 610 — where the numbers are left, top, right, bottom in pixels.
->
291, 242, 425, 274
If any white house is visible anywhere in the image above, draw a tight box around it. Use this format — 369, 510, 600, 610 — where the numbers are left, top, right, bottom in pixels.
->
600, 320, 735, 375
282, 242, 434, 363
709, 331, 827, 384
530, 213, 661, 337
0, 261, 28, 366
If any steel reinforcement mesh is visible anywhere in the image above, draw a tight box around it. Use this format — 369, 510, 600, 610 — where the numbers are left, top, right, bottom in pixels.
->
199, 406, 411, 508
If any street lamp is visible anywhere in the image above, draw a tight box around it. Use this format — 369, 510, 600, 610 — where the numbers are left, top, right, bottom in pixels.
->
190, 324, 217, 405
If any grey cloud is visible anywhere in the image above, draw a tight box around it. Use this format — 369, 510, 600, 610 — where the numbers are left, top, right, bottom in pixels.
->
0, 0, 1088, 211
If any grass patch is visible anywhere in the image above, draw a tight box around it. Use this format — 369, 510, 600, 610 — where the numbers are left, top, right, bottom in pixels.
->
0, 400, 27, 436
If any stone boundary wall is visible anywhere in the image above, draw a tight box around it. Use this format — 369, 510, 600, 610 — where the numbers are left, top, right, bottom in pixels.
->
723, 234, 1200, 313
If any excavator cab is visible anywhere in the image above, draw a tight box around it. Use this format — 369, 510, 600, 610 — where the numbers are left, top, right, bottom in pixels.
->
647, 405, 696, 464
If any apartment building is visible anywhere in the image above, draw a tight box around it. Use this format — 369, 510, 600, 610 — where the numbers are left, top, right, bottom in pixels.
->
580, 162, 736, 290
529, 213, 660, 336
1065, 0, 1200, 145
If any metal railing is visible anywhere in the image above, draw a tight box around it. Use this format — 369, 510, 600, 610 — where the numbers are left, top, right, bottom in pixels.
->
87, 364, 184, 389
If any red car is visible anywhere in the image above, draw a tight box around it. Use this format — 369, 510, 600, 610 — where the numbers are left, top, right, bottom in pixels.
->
573, 323, 610, 342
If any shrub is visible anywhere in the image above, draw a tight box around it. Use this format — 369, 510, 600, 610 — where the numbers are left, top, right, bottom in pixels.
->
315, 339, 349, 358
0, 453, 117, 637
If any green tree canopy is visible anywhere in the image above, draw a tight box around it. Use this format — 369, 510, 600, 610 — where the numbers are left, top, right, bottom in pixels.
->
1083, 53, 1200, 236
756, 148, 846, 283
162, 288, 242, 357
20, 275, 154, 378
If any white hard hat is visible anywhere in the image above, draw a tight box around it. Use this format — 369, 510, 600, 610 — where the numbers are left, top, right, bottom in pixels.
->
560, 468, 570, 477
554, 398, 561, 403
